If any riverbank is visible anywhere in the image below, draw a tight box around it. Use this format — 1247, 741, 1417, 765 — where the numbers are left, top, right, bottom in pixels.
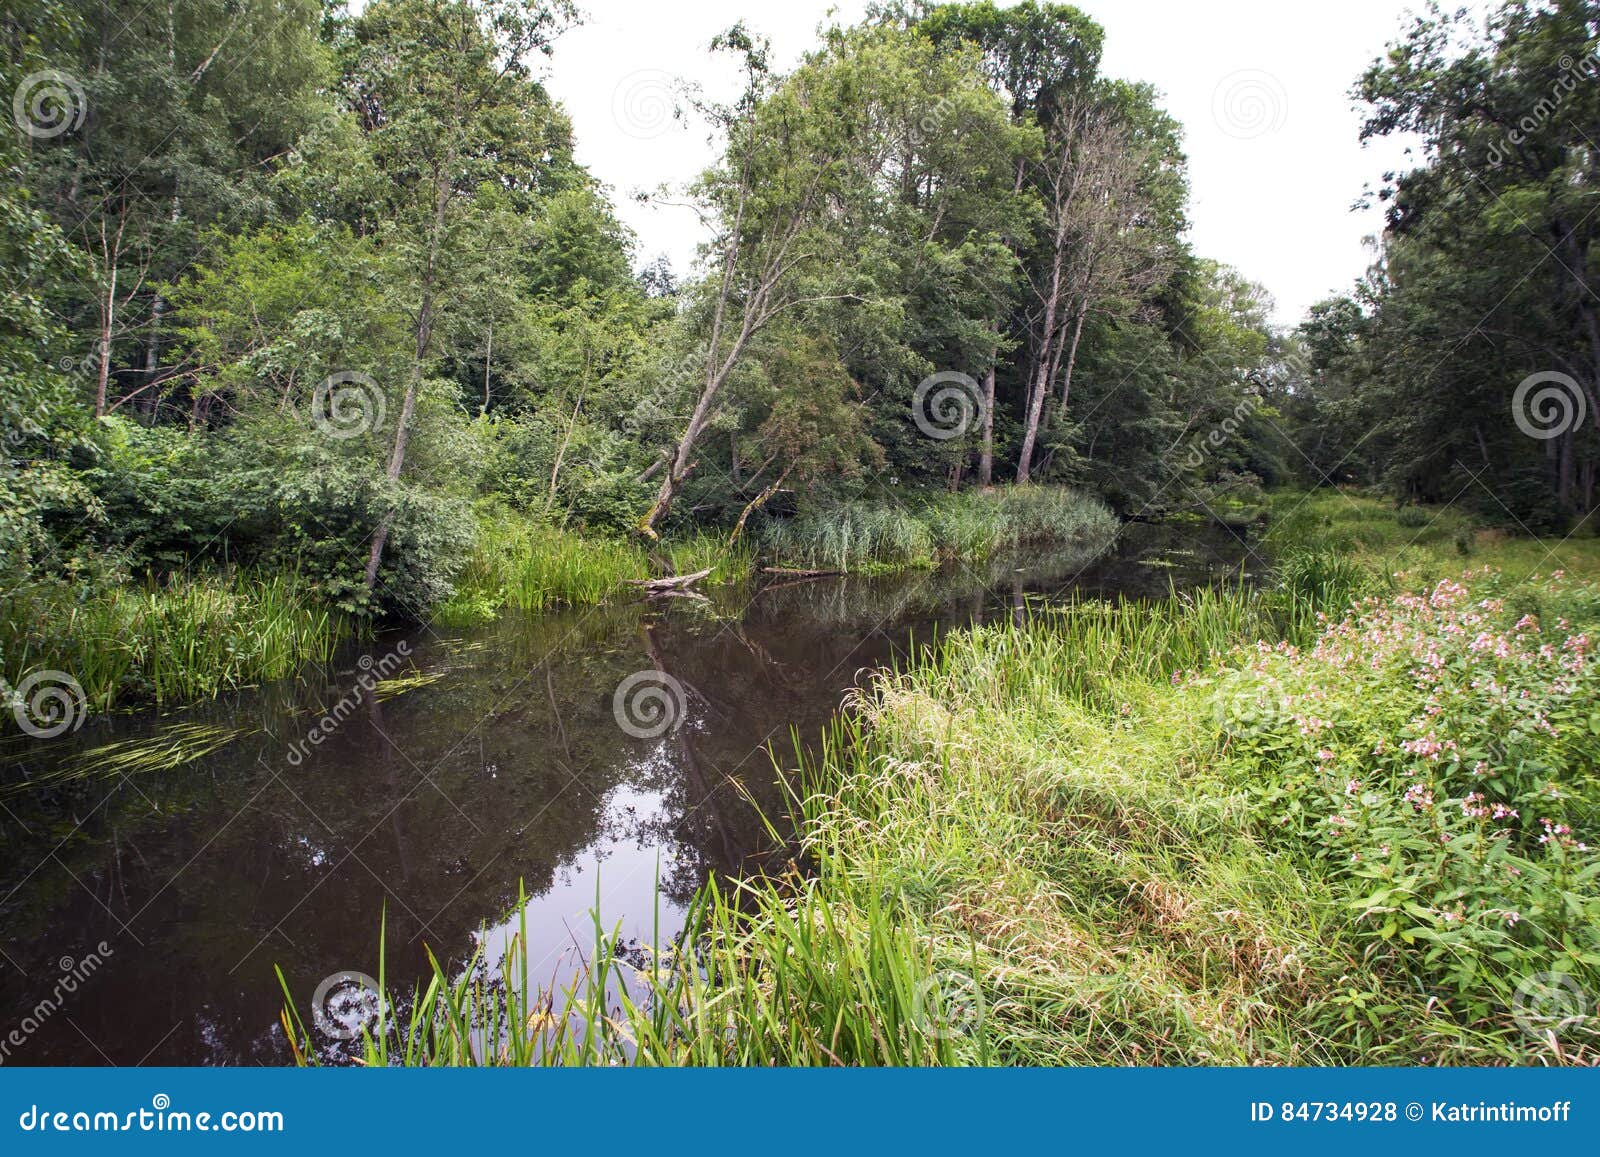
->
2, 486, 1113, 731
291, 491, 1600, 1065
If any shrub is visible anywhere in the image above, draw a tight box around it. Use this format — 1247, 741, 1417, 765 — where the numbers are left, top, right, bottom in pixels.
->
1215, 574, 1600, 1014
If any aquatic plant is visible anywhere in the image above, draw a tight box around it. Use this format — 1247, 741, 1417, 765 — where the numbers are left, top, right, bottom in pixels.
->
434, 515, 650, 624
1, 571, 346, 726
763, 486, 1117, 573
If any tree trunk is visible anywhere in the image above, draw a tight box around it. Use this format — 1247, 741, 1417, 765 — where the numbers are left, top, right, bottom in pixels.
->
1058, 308, 1087, 409
977, 365, 996, 488
481, 319, 492, 416
1016, 172, 1073, 483
95, 270, 115, 417
728, 466, 790, 546
363, 165, 448, 597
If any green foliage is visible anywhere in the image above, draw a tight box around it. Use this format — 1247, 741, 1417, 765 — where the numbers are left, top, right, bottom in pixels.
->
1284, 0, 1600, 527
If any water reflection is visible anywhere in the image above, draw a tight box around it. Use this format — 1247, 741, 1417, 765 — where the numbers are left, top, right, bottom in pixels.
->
0, 520, 1248, 1064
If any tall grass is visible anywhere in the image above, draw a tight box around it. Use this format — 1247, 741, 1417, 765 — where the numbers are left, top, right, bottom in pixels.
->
434, 517, 650, 625
764, 485, 1116, 573
1, 571, 346, 722
664, 530, 757, 586
280, 877, 977, 1066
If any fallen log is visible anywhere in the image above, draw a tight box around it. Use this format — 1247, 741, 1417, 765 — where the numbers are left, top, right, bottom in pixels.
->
760, 566, 843, 578
625, 566, 713, 592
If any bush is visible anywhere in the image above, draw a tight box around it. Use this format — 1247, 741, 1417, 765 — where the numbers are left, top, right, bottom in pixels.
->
1396, 505, 1429, 528
1217, 575, 1600, 1013
63, 417, 473, 619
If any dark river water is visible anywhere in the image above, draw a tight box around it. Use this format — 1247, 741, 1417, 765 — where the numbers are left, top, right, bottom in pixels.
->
0, 520, 1251, 1065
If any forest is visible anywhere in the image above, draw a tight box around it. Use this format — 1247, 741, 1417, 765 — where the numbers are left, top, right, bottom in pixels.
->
1, 0, 1598, 1069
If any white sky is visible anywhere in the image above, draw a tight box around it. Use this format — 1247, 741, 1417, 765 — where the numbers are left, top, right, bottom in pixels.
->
542, 0, 1441, 326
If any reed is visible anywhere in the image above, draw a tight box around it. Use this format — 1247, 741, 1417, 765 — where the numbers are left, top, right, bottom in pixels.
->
663, 531, 757, 586
434, 516, 650, 624
2, 570, 346, 723
764, 485, 1116, 573
279, 875, 976, 1067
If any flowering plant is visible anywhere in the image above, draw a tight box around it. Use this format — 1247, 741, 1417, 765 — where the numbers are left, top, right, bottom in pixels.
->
1213, 572, 1600, 1003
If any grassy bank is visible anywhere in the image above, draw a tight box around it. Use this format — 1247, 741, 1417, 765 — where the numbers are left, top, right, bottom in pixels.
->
762, 485, 1117, 573
431, 511, 757, 626
283, 491, 1600, 1065
2, 571, 347, 728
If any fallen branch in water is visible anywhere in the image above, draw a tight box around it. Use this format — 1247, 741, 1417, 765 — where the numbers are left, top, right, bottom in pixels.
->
760, 566, 842, 578
625, 567, 714, 592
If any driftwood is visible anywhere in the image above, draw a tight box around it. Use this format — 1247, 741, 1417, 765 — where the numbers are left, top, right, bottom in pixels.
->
625, 567, 713, 593
760, 565, 842, 578
646, 588, 712, 604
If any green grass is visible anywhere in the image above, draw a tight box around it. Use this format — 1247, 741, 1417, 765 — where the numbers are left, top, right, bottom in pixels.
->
763, 485, 1117, 573
280, 877, 977, 1066
433, 515, 761, 628
664, 530, 757, 587
1, 570, 347, 725
1262, 489, 1600, 581
433, 514, 651, 625
746, 494, 1600, 1065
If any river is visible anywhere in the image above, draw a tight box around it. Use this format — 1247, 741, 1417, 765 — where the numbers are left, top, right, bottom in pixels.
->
0, 520, 1251, 1064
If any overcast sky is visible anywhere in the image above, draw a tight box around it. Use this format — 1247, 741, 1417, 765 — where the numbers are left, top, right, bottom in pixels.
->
540, 0, 1444, 326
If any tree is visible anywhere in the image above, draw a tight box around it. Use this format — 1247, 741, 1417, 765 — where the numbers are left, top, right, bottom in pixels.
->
637, 24, 851, 538
1352, 0, 1600, 521
339, 0, 577, 594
